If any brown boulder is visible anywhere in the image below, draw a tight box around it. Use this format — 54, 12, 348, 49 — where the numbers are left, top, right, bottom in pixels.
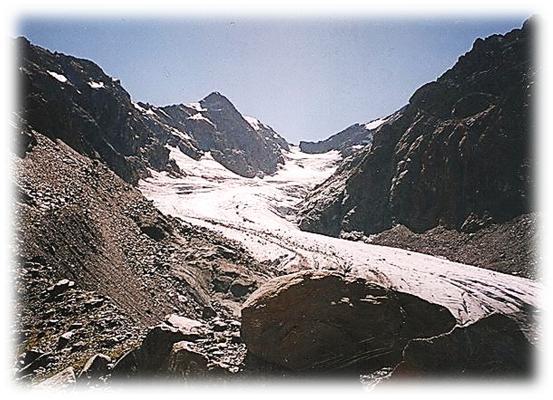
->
393, 313, 533, 377
112, 315, 207, 378
241, 271, 455, 372
167, 341, 209, 378
38, 367, 76, 388
78, 353, 111, 380
111, 349, 141, 379
134, 323, 188, 373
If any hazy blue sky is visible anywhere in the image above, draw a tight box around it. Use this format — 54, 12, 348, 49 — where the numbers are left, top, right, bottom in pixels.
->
19, 17, 528, 143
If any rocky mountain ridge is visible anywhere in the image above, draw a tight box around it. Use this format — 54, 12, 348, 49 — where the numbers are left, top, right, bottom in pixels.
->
17, 37, 289, 182
299, 113, 400, 157
298, 20, 533, 240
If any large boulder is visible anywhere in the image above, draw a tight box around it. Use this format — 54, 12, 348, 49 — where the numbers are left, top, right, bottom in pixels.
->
78, 353, 111, 380
241, 271, 456, 372
138, 323, 188, 373
392, 313, 533, 377
111, 315, 207, 378
167, 341, 209, 378
110, 349, 142, 379
37, 367, 76, 388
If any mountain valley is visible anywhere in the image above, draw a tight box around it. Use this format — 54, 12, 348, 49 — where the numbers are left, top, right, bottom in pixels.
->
11, 19, 540, 387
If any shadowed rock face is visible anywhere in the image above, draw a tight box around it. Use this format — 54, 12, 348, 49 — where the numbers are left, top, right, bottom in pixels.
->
241, 271, 456, 372
299, 123, 375, 157
160, 92, 289, 178
393, 313, 533, 377
298, 20, 533, 237
17, 37, 178, 184
16, 38, 289, 182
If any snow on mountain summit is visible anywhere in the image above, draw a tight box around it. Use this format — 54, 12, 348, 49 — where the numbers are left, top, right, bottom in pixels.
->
244, 115, 264, 131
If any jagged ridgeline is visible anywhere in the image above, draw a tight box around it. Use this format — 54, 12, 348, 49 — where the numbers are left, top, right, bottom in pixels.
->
17, 36, 289, 183
298, 19, 534, 238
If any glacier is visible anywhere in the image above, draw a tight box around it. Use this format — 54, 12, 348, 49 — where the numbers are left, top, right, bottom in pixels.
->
139, 144, 541, 330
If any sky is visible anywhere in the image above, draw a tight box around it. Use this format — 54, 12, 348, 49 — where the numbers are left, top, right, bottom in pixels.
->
18, 16, 528, 143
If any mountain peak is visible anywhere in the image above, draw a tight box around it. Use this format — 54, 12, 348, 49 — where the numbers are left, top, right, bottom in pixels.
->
199, 91, 237, 112
202, 91, 228, 102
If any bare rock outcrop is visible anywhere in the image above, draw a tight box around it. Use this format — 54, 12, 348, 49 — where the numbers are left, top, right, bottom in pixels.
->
241, 271, 456, 372
298, 20, 534, 246
37, 367, 76, 388
167, 341, 209, 378
392, 313, 533, 377
78, 354, 111, 381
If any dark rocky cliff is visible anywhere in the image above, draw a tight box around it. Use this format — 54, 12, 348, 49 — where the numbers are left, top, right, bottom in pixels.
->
298, 20, 534, 237
299, 123, 373, 156
16, 38, 289, 182
298, 113, 402, 157
158, 92, 289, 178
17, 37, 179, 184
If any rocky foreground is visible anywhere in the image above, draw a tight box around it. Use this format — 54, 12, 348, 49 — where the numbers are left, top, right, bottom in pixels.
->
12, 126, 271, 385
25, 270, 536, 388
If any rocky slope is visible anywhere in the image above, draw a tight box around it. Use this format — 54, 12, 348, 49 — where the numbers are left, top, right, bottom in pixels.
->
369, 213, 538, 279
155, 92, 289, 178
13, 37, 288, 385
16, 37, 288, 182
299, 114, 398, 157
17, 37, 175, 184
12, 121, 274, 383
298, 20, 534, 242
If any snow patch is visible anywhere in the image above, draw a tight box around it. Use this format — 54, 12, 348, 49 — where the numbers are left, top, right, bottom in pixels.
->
132, 102, 161, 116
186, 102, 207, 112
187, 113, 215, 127
131, 101, 156, 115
244, 115, 264, 131
88, 81, 105, 89
364, 117, 389, 130
170, 127, 192, 142
132, 102, 146, 112
47, 71, 68, 83
157, 108, 171, 118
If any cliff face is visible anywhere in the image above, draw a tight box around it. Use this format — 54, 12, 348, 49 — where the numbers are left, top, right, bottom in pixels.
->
17, 37, 176, 184
298, 20, 534, 236
157, 92, 289, 178
16, 38, 289, 183
299, 123, 374, 156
